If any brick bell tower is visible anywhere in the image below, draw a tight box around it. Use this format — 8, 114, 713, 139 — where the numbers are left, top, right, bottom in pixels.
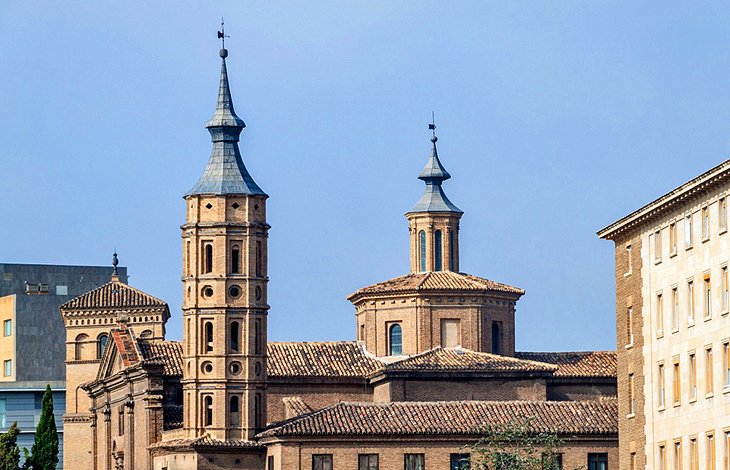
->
181, 42, 269, 441
406, 125, 463, 273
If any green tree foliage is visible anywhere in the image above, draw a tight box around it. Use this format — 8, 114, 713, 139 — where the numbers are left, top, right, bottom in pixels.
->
27, 385, 58, 470
468, 416, 584, 470
0, 422, 21, 470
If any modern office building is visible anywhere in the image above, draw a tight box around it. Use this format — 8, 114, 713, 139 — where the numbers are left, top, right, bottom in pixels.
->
599, 160, 730, 470
0, 262, 128, 468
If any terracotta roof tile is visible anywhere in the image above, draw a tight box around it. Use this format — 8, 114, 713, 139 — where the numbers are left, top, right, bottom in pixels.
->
282, 397, 313, 416
267, 342, 382, 378
110, 328, 142, 367
378, 348, 557, 375
348, 271, 523, 300
139, 340, 184, 377
163, 404, 183, 430
515, 351, 617, 378
61, 280, 168, 310
149, 435, 262, 451
257, 400, 617, 438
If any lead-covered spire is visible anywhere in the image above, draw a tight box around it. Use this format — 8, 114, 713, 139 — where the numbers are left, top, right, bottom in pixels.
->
186, 44, 266, 197
409, 129, 462, 214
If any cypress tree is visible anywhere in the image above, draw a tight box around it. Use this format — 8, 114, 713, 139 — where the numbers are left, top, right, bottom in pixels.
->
27, 385, 58, 470
0, 422, 21, 470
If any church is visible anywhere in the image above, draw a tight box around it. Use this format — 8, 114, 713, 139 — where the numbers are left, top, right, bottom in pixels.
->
59, 43, 618, 470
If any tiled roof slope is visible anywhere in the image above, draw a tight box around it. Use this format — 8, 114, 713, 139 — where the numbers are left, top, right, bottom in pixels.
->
378, 347, 557, 375
139, 340, 184, 377
515, 351, 617, 378
258, 400, 618, 438
348, 271, 523, 300
61, 279, 168, 310
110, 328, 142, 367
163, 404, 183, 430
267, 342, 382, 379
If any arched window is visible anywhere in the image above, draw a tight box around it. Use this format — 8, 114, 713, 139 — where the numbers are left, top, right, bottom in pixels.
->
204, 244, 213, 274
230, 322, 240, 352
204, 396, 213, 427
434, 230, 443, 271
418, 230, 426, 272
491, 322, 501, 355
389, 324, 402, 356
205, 322, 214, 353
139, 330, 153, 339
97, 333, 108, 359
231, 244, 240, 274
75, 333, 89, 360
229, 396, 240, 427
449, 230, 455, 271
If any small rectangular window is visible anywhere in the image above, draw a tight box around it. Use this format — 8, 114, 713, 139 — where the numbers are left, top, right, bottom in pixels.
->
689, 352, 697, 401
587, 453, 608, 470
658, 444, 667, 470
628, 373, 635, 415
673, 439, 682, 470
685, 214, 694, 248
724, 266, 729, 312
312, 454, 333, 470
706, 346, 714, 396
657, 293, 665, 336
0, 399, 6, 428
689, 437, 698, 470
450, 454, 470, 470
55, 285, 68, 296
687, 280, 695, 325
3, 360, 10, 377
670, 222, 678, 254
702, 206, 710, 240
441, 319, 460, 348
3, 320, 10, 337
724, 431, 730, 470
721, 197, 728, 232
267, 455, 274, 470
627, 307, 634, 346
658, 363, 666, 409
626, 244, 633, 274
673, 358, 681, 405
707, 433, 716, 470
655, 229, 663, 261
404, 454, 425, 470
724, 342, 730, 388
630, 452, 636, 470
704, 275, 712, 319
672, 288, 679, 332
358, 454, 379, 470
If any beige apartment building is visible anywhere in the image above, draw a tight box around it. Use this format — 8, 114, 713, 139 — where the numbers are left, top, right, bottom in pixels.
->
599, 160, 730, 470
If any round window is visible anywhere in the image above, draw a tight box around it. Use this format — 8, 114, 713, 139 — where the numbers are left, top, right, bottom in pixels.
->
202, 286, 213, 298
202, 361, 213, 374
229, 362, 242, 375
228, 285, 241, 298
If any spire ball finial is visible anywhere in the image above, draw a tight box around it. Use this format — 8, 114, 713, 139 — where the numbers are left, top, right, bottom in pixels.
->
217, 17, 230, 58
431, 135, 438, 143
220, 48, 228, 58
112, 251, 119, 276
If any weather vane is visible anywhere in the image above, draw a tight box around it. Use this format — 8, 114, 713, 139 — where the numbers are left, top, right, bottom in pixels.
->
217, 18, 230, 50
429, 112, 437, 141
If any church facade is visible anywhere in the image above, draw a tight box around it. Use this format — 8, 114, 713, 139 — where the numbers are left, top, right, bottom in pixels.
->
61, 45, 618, 470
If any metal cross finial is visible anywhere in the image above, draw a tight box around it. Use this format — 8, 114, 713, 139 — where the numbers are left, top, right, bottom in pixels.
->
217, 18, 230, 50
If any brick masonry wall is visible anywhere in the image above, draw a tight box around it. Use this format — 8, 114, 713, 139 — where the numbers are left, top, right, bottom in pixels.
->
546, 383, 617, 401
267, 382, 373, 424
373, 377, 547, 402
614, 232, 645, 469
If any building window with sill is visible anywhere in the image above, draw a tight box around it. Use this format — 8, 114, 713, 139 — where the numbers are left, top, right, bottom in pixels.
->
672, 440, 682, 470
671, 288, 679, 332
705, 346, 714, 395
434, 230, 443, 271
450, 454, 470, 470
655, 229, 662, 261
0, 399, 6, 427
203, 396, 213, 427
724, 342, 730, 388
2, 320, 10, 337
658, 363, 666, 409
707, 433, 715, 470
312, 454, 333, 470
689, 437, 698, 470
704, 275, 712, 319
689, 352, 697, 400
203, 243, 213, 274
587, 452, 608, 470
358, 454, 378, 470
204, 322, 213, 353
669, 222, 677, 254
628, 373, 635, 415
702, 206, 710, 240
388, 323, 402, 356
230, 244, 240, 274
658, 444, 667, 470
97, 333, 108, 359
3, 360, 11, 377
626, 244, 632, 274
657, 292, 665, 336
404, 454, 425, 470
721, 197, 728, 232
673, 358, 681, 405
685, 213, 693, 248
418, 230, 426, 272
627, 307, 634, 346
687, 280, 695, 325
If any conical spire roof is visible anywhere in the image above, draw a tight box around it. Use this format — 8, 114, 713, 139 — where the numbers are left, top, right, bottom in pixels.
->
409, 135, 462, 214
186, 48, 266, 197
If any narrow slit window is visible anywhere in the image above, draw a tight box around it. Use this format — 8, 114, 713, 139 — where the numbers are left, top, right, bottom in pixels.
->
449, 230, 455, 271
418, 230, 426, 272
204, 396, 213, 426
97, 334, 108, 359
231, 244, 240, 274
204, 243, 213, 273
671, 288, 679, 332
230, 322, 240, 352
685, 214, 693, 248
255, 241, 263, 277
627, 307, 634, 346
704, 275, 712, 319
205, 322, 213, 353
434, 230, 443, 271
229, 396, 240, 427
655, 229, 662, 261
721, 197, 728, 231
706, 347, 714, 395
657, 293, 664, 335
658, 363, 666, 408
669, 223, 677, 253
689, 352, 697, 400
702, 206, 710, 239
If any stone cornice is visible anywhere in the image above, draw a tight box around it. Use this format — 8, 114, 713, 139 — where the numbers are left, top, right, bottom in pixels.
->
598, 158, 730, 240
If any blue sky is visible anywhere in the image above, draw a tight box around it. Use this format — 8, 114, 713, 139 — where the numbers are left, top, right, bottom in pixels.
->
2, 2, 730, 351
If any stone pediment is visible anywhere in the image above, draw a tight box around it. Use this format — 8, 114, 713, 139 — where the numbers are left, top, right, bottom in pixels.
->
96, 327, 143, 381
